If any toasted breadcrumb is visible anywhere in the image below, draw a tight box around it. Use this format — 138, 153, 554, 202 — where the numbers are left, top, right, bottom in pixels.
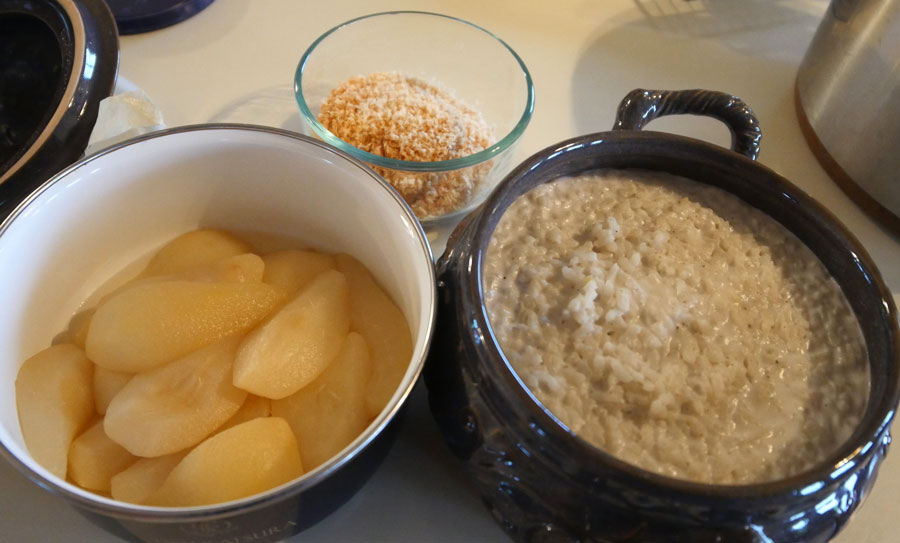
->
319, 72, 494, 218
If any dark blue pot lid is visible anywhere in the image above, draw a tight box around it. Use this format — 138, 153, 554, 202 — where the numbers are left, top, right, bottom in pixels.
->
106, 0, 215, 35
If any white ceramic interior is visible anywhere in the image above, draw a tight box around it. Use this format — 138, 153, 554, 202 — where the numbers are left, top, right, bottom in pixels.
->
0, 125, 436, 511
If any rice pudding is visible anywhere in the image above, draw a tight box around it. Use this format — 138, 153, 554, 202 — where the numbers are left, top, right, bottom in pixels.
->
482, 170, 869, 484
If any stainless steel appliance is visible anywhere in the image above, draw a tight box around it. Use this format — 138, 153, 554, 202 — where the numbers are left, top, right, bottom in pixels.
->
796, 0, 900, 235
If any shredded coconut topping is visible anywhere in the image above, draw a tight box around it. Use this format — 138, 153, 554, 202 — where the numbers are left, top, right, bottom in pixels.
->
319, 72, 494, 218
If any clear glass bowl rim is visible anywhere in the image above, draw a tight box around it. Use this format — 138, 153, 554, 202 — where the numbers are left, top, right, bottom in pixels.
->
294, 10, 536, 173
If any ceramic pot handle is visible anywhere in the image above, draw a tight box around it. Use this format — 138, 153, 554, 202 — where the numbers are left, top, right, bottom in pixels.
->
613, 88, 761, 160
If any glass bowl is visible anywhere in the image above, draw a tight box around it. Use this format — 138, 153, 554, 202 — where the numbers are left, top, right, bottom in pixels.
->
294, 11, 535, 232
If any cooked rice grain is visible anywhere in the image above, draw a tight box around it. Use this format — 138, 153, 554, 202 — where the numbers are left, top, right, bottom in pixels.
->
483, 170, 869, 484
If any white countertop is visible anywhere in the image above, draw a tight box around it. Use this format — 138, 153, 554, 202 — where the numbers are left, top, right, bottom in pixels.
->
3, 1, 899, 541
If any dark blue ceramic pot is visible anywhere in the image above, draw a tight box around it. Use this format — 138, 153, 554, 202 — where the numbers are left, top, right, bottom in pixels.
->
0, 0, 118, 218
426, 89, 900, 543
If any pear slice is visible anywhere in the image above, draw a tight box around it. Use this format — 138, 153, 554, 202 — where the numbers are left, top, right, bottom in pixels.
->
86, 280, 283, 373
262, 249, 335, 295
335, 254, 413, 417
104, 337, 247, 457
216, 395, 271, 434
233, 269, 351, 399
141, 229, 252, 277
68, 419, 137, 492
179, 253, 265, 283
15, 344, 94, 479
93, 366, 132, 415
110, 452, 187, 505
271, 332, 373, 470
52, 308, 95, 348
67, 308, 95, 349
146, 417, 303, 507
103, 253, 267, 305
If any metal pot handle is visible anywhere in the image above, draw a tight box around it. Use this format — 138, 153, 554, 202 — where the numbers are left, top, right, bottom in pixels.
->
613, 88, 761, 160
